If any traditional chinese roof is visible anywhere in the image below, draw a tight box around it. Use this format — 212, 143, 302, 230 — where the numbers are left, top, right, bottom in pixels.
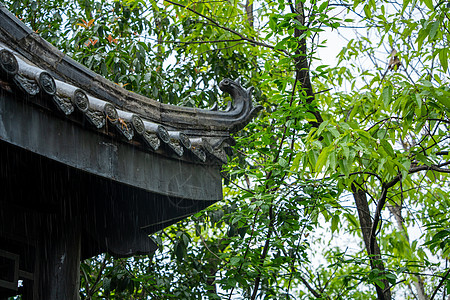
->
0, 2, 260, 268
0, 4, 263, 298
0, 3, 260, 166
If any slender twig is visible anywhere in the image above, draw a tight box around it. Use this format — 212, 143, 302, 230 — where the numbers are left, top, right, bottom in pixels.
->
195, 226, 227, 264
369, 184, 390, 255
221, 173, 255, 195
286, 201, 322, 296
227, 205, 260, 300
385, 279, 407, 291
369, 161, 450, 255
430, 268, 450, 300
88, 255, 109, 296
196, 42, 247, 55
160, 0, 290, 56
161, 228, 175, 243
314, 88, 332, 95
249, 41, 303, 300
164, 38, 245, 44
298, 273, 325, 298
321, 170, 383, 183
250, 205, 274, 300
427, 118, 450, 125
436, 151, 449, 155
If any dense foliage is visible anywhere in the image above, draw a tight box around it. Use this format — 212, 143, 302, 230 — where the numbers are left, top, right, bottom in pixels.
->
5, 0, 450, 298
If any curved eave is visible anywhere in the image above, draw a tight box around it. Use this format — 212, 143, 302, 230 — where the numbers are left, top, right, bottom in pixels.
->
0, 44, 232, 165
0, 3, 260, 135
0, 2, 264, 165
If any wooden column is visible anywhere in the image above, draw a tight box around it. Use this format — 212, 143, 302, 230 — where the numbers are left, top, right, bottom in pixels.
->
34, 217, 81, 300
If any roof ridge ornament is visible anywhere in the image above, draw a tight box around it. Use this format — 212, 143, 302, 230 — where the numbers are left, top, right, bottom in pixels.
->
216, 77, 262, 132
0, 4, 262, 134
0, 5, 262, 164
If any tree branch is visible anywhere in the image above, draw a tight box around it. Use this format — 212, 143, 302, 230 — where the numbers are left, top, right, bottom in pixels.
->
88, 255, 109, 297
352, 184, 391, 300
250, 204, 275, 300
165, 38, 245, 44
288, 0, 323, 127
369, 160, 450, 256
161, 0, 290, 56
298, 273, 326, 298
429, 268, 450, 300
369, 182, 396, 256
369, 160, 450, 274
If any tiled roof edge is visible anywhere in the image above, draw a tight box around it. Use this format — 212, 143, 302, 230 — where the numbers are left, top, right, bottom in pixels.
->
0, 45, 231, 164
0, 4, 261, 134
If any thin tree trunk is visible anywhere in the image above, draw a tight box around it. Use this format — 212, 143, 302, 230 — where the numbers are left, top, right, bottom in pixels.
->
293, 0, 323, 126
245, 0, 253, 28
352, 184, 392, 300
387, 203, 427, 300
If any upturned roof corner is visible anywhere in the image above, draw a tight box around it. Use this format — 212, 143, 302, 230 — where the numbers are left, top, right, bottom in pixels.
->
0, 3, 261, 165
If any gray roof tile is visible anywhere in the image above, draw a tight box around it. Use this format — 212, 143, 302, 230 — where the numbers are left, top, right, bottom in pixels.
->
0, 9, 261, 165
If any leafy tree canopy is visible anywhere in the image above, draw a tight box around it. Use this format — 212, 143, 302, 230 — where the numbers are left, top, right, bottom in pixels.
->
5, 0, 450, 298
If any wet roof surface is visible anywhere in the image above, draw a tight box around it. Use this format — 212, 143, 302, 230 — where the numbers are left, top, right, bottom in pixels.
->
0, 3, 260, 165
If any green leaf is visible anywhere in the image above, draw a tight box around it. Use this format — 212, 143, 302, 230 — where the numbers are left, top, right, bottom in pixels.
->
363, 4, 372, 18
432, 229, 450, 240
385, 272, 397, 284
439, 49, 448, 72
435, 93, 450, 110
423, 0, 434, 10
331, 214, 340, 233
315, 146, 331, 173
416, 152, 431, 166
415, 93, 422, 110
380, 140, 395, 157
279, 157, 288, 168
342, 145, 349, 159
230, 256, 241, 266
382, 85, 393, 108
269, 16, 277, 31
402, 0, 411, 14
318, 1, 328, 12
290, 152, 302, 173
329, 150, 337, 170
338, 157, 350, 177
373, 279, 385, 289
345, 213, 358, 228
316, 120, 329, 137
175, 241, 185, 261
416, 29, 427, 50
429, 21, 440, 40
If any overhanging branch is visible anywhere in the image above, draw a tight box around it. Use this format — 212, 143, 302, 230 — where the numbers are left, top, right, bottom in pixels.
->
369, 160, 450, 258
161, 0, 290, 56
